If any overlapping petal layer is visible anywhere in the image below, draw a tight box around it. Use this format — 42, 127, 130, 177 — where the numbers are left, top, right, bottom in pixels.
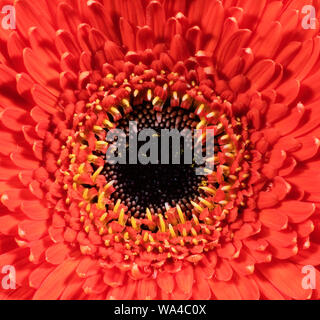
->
0, 0, 319, 300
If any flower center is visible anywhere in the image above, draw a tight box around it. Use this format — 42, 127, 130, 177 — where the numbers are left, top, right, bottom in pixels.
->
50, 59, 252, 267
103, 101, 206, 218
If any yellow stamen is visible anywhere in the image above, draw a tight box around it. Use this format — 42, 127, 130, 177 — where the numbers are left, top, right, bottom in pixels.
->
168, 224, 176, 238
92, 166, 103, 182
78, 163, 85, 174
182, 228, 187, 237
199, 186, 216, 195
124, 232, 129, 240
131, 217, 138, 230
225, 152, 235, 158
223, 144, 233, 151
217, 123, 223, 131
176, 204, 185, 224
122, 98, 130, 108
221, 185, 231, 191
97, 192, 106, 210
158, 214, 166, 232
146, 208, 152, 221
182, 94, 189, 102
114, 199, 121, 213
196, 119, 207, 130
110, 107, 120, 115
206, 111, 216, 118
172, 91, 178, 100
152, 96, 160, 106
198, 197, 213, 208
93, 125, 103, 132
149, 234, 155, 243
96, 141, 108, 150
103, 119, 114, 128
191, 201, 203, 212
118, 208, 125, 226
197, 104, 205, 115
143, 232, 149, 242
82, 188, 89, 200
87, 155, 98, 163
191, 228, 198, 237
171, 247, 177, 254
104, 180, 115, 191
100, 212, 108, 222
192, 214, 199, 225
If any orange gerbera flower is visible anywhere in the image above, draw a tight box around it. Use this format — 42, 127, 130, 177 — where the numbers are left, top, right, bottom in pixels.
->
0, 0, 320, 300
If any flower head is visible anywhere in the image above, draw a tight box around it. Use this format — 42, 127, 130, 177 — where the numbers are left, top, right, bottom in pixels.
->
0, 0, 320, 300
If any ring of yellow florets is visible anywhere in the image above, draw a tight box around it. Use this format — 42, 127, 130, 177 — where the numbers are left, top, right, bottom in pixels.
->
51, 68, 251, 265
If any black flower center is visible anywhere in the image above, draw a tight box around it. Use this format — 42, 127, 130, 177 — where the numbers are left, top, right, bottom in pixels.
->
103, 101, 207, 218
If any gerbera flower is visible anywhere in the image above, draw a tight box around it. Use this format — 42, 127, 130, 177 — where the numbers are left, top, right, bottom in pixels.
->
0, 0, 320, 300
